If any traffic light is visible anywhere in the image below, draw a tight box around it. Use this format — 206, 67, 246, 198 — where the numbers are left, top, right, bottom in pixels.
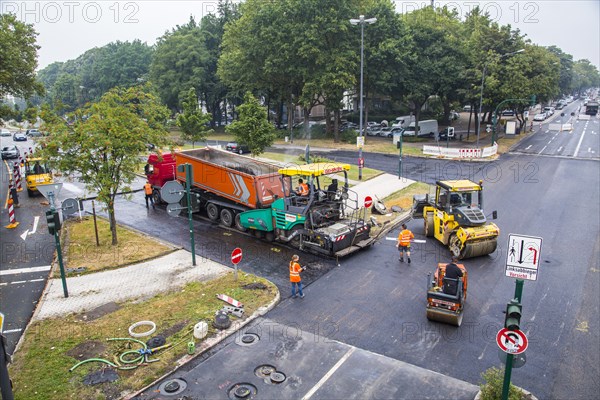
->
530, 95, 536, 107
504, 299, 523, 331
45, 209, 61, 235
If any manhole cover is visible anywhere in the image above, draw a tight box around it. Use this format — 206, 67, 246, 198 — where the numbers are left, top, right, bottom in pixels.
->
158, 378, 187, 395
228, 383, 257, 399
254, 365, 276, 379
235, 332, 260, 346
270, 371, 286, 384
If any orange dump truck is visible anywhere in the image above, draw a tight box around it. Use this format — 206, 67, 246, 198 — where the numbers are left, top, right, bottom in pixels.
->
146, 147, 285, 229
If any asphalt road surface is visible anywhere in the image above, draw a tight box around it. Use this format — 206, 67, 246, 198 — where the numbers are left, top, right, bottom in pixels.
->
2, 121, 599, 398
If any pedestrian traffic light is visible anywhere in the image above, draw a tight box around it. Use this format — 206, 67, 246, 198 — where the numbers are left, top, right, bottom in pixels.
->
45, 209, 61, 235
530, 95, 536, 107
504, 299, 523, 331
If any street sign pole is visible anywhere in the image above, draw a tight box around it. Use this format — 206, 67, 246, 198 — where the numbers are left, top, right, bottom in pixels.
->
49, 191, 68, 298
181, 164, 197, 266
502, 278, 525, 400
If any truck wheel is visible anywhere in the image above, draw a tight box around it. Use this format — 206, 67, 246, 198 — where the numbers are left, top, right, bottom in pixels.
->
234, 213, 248, 232
220, 208, 234, 227
152, 189, 162, 205
206, 203, 219, 221
424, 213, 434, 237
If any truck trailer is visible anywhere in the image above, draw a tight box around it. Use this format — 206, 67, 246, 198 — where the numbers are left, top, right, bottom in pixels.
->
146, 147, 375, 257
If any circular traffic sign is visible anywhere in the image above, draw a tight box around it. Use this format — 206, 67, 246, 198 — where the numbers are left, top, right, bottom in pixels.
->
161, 181, 185, 204
496, 328, 528, 355
231, 247, 243, 265
364, 196, 373, 208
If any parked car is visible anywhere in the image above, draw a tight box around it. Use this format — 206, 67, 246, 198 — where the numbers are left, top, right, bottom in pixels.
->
225, 142, 250, 154
377, 127, 392, 138
462, 105, 472, 112
366, 126, 382, 136
387, 127, 404, 138
0, 128, 11, 137
13, 132, 27, 141
501, 109, 515, 116
533, 113, 547, 121
26, 129, 42, 137
543, 106, 555, 116
1, 145, 20, 159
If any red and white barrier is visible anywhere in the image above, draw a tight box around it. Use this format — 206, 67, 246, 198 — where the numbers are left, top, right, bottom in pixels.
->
5, 197, 19, 229
13, 163, 23, 192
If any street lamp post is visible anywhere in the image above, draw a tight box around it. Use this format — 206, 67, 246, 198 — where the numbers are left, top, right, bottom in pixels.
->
477, 49, 524, 147
350, 15, 376, 180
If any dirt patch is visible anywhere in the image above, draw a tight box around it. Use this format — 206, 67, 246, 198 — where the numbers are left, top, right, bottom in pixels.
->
243, 282, 268, 290
77, 302, 122, 322
66, 340, 107, 361
157, 320, 190, 338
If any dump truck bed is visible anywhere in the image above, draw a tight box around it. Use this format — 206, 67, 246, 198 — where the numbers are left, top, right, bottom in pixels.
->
175, 148, 284, 209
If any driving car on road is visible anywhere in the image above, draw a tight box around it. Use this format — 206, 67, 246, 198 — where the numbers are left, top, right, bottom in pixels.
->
533, 113, 547, 121
1, 145, 20, 159
0, 128, 11, 137
225, 142, 250, 154
13, 132, 27, 141
26, 129, 42, 137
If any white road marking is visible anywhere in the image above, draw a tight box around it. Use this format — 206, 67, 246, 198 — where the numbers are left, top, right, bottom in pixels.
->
557, 146, 563, 152
574, 128, 587, 157
2, 328, 23, 334
525, 145, 532, 150
20, 229, 29, 240
0, 265, 51, 276
302, 347, 356, 400
0, 278, 44, 286
31, 215, 39, 234
588, 147, 592, 152
538, 146, 547, 155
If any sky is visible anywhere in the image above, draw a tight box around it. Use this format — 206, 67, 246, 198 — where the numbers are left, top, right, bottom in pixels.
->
2, 0, 599, 71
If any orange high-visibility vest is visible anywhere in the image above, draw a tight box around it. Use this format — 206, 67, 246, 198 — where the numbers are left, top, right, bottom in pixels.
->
299, 183, 309, 196
289, 261, 302, 282
398, 229, 414, 246
144, 183, 153, 195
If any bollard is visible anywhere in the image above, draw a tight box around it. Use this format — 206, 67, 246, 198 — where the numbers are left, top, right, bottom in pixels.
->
5, 198, 19, 229
13, 164, 23, 192
8, 180, 19, 208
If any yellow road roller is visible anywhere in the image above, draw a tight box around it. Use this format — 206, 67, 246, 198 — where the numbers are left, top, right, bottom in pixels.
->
413, 179, 499, 259
426, 263, 468, 326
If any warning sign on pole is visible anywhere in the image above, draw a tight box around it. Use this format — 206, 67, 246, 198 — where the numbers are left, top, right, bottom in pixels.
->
505, 233, 543, 281
364, 196, 373, 208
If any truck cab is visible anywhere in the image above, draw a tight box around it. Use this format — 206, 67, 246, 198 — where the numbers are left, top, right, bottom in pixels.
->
25, 157, 53, 196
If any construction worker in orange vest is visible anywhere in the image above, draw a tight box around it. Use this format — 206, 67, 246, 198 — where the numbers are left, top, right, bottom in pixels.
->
289, 254, 306, 298
396, 223, 415, 264
296, 178, 309, 196
144, 180, 155, 209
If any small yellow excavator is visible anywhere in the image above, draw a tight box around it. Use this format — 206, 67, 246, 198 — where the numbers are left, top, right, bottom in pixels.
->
426, 263, 468, 326
25, 157, 54, 196
413, 179, 499, 259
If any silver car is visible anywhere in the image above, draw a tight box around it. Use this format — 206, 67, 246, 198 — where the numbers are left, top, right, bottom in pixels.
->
1, 145, 20, 159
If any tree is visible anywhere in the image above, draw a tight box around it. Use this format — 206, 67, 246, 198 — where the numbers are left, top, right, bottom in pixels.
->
150, 17, 209, 111
572, 59, 600, 95
176, 87, 213, 147
0, 14, 44, 99
40, 85, 170, 245
23, 101, 38, 125
225, 92, 275, 156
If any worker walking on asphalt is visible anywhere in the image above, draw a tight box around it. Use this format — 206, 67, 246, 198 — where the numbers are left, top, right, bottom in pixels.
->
289, 254, 305, 298
144, 180, 155, 209
397, 223, 414, 263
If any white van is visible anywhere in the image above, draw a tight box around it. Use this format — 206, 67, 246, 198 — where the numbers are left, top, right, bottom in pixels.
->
402, 120, 438, 137
391, 115, 415, 129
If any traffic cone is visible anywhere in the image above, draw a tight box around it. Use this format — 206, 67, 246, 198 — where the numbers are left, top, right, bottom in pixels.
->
5, 197, 19, 229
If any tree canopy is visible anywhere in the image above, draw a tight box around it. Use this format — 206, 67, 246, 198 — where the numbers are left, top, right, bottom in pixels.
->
40, 85, 170, 245
225, 92, 275, 156
0, 13, 44, 116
